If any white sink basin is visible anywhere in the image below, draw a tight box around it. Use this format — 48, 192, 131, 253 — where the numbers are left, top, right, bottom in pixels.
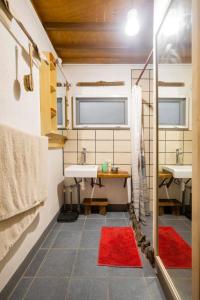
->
162, 165, 192, 179
64, 165, 98, 178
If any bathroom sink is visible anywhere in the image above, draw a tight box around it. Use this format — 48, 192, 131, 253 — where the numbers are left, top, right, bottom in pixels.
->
162, 165, 192, 179
64, 165, 98, 178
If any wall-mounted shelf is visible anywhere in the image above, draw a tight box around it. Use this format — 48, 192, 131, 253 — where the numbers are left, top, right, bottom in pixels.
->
40, 52, 66, 149
46, 132, 67, 149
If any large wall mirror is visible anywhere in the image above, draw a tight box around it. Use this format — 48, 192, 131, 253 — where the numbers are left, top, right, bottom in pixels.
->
156, 0, 192, 299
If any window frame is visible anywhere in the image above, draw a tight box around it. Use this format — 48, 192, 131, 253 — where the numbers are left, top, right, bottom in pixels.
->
57, 87, 66, 129
158, 96, 189, 129
73, 95, 129, 129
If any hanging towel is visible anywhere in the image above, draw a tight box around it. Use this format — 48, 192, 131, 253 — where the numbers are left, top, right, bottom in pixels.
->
130, 85, 150, 223
0, 206, 39, 261
0, 124, 48, 221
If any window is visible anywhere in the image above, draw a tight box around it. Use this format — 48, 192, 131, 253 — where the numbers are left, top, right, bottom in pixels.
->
74, 97, 128, 128
57, 95, 66, 128
158, 97, 188, 128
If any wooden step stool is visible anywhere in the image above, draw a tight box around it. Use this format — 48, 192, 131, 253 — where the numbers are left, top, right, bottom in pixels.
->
83, 198, 108, 215
158, 199, 181, 216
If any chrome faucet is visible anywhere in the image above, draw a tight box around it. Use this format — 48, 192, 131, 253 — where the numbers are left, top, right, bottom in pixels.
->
81, 148, 87, 165
176, 148, 183, 165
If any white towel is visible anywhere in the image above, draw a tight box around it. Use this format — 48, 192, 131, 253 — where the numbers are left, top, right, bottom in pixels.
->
0, 206, 39, 261
0, 124, 48, 221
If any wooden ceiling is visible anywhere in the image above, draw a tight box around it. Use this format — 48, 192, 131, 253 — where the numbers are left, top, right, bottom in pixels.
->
31, 0, 153, 64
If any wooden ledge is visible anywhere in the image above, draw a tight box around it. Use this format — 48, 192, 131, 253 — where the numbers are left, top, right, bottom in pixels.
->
159, 171, 172, 179
97, 171, 130, 178
46, 132, 67, 149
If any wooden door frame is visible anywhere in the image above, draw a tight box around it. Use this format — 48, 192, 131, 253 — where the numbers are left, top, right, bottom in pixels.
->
192, 0, 200, 298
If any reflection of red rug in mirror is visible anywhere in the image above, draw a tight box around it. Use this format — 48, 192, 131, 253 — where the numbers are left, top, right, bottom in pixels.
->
159, 226, 191, 268
98, 227, 142, 267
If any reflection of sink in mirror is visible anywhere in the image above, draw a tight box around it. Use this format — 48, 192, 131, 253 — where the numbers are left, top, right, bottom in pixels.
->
64, 165, 98, 178
162, 165, 192, 178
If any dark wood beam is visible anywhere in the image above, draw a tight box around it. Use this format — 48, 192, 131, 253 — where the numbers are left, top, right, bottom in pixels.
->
61, 57, 149, 64
44, 22, 122, 32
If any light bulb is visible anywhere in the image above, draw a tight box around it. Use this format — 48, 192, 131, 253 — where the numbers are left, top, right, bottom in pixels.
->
125, 9, 140, 36
162, 9, 184, 36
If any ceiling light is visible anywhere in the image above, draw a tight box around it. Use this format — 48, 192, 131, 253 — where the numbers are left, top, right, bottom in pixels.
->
125, 9, 140, 36
162, 9, 185, 36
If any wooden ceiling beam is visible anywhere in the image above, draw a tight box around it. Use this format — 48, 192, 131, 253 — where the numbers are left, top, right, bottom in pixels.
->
44, 22, 122, 32
61, 57, 149, 64
55, 46, 150, 54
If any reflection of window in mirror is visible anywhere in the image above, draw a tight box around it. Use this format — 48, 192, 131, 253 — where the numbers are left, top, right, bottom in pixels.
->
158, 97, 189, 128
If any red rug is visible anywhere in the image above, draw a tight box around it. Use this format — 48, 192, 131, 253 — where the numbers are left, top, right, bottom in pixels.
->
159, 226, 191, 268
98, 227, 142, 267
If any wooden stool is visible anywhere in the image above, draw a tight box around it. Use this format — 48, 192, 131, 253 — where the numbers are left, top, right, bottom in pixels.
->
83, 198, 108, 215
158, 199, 181, 216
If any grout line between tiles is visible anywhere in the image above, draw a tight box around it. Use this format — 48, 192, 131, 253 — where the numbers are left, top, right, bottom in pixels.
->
65, 217, 86, 300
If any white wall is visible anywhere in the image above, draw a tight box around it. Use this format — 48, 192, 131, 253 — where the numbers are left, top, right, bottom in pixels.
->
63, 64, 136, 129
0, 1, 63, 291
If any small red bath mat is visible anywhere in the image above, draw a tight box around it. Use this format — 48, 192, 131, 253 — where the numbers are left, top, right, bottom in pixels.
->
159, 226, 191, 268
98, 227, 142, 267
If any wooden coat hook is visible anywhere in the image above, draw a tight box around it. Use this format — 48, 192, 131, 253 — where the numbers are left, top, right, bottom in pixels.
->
24, 44, 34, 92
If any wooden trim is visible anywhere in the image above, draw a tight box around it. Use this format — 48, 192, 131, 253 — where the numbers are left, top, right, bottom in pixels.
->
192, 0, 200, 298
156, 257, 181, 300
158, 81, 185, 87
44, 22, 122, 32
76, 81, 124, 87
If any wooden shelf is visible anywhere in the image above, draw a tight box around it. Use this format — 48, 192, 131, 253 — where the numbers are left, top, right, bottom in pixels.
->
50, 107, 57, 118
97, 171, 130, 178
46, 132, 67, 149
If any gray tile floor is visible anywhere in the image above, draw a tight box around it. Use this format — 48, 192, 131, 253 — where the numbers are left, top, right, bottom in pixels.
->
142, 214, 192, 300
8, 212, 166, 300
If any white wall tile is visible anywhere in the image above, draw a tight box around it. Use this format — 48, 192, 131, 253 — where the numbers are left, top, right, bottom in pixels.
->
143, 116, 149, 128
159, 153, 165, 165
165, 153, 176, 165
78, 130, 95, 140
64, 140, 77, 152
166, 141, 183, 152
114, 141, 131, 152
78, 140, 95, 152
183, 153, 192, 164
114, 130, 131, 140
159, 141, 165, 152
96, 153, 113, 164
184, 131, 192, 141
114, 153, 131, 164
159, 130, 165, 141
184, 141, 192, 152
96, 140, 113, 152
78, 152, 95, 164
66, 130, 78, 140
96, 130, 113, 140
64, 152, 77, 164
166, 131, 183, 141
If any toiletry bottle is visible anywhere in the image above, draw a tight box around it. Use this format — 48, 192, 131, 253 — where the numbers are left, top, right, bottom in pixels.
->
108, 160, 112, 173
101, 162, 108, 173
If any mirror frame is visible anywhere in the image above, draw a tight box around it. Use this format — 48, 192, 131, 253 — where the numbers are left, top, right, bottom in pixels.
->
153, 1, 193, 299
